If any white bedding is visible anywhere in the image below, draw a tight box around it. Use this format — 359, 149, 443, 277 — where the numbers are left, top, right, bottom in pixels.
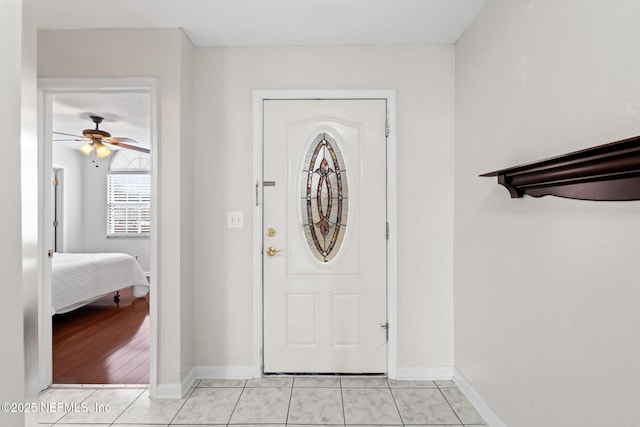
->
52, 252, 150, 314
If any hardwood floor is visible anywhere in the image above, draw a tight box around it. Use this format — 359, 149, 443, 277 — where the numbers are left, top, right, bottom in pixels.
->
52, 287, 149, 384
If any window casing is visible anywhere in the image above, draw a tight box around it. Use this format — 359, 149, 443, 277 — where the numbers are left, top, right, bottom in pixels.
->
106, 174, 150, 236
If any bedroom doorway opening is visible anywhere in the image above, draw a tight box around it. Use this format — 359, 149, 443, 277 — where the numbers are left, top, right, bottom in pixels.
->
39, 79, 158, 390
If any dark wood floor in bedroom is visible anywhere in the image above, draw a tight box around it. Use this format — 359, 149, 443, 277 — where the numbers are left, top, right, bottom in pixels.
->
52, 287, 149, 384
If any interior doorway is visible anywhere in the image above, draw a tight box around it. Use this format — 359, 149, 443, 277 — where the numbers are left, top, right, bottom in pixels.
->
39, 78, 158, 390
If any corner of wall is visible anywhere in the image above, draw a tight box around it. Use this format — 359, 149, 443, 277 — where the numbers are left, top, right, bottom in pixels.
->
153, 382, 184, 400
178, 25, 197, 386
1, 1, 27, 424
454, 368, 507, 427
395, 367, 454, 380
175, 365, 255, 398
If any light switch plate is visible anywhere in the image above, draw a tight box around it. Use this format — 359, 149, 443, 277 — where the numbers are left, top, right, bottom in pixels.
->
227, 211, 244, 228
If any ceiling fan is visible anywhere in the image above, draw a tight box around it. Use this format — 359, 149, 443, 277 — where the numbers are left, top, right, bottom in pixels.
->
53, 115, 150, 162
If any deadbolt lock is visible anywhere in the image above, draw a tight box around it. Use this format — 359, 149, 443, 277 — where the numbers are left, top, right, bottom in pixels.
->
266, 227, 276, 237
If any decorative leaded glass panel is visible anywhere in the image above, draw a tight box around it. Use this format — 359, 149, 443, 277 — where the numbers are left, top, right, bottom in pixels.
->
300, 133, 348, 263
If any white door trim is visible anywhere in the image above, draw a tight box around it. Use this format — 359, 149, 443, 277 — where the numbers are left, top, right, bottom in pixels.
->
37, 77, 159, 393
252, 90, 397, 378
52, 167, 65, 253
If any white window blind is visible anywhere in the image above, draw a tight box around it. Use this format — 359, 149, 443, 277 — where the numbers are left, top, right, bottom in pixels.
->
107, 174, 151, 236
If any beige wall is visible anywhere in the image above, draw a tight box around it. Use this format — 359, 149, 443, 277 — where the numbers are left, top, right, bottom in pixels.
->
38, 28, 196, 394
455, 0, 640, 425
25, 3, 640, 422
1, 0, 27, 425
21, 0, 40, 419
193, 46, 455, 370
37, 33, 456, 388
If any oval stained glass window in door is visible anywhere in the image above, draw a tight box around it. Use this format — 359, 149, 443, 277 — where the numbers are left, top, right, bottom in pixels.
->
300, 132, 349, 263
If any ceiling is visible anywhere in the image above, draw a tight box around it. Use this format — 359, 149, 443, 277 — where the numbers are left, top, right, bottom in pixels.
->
36, 0, 486, 47
42, 0, 486, 153
52, 91, 151, 153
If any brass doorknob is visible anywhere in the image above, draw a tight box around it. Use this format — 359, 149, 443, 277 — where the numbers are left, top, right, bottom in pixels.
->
265, 246, 283, 257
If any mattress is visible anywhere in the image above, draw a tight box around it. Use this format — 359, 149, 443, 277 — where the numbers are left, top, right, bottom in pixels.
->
52, 252, 150, 314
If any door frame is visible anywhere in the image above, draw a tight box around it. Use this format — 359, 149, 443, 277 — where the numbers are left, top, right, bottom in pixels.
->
252, 90, 397, 378
52, 167, 64, 252
37, 77, 159, 392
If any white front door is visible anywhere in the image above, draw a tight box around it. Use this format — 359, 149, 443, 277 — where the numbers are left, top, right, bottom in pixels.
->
263, 99, 387, 373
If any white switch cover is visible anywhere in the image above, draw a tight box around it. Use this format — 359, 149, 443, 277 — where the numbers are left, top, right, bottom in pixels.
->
227, 211, 244, 228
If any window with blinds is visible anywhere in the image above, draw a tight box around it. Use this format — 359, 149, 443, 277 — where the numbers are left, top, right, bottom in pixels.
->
107, 174, 151, 236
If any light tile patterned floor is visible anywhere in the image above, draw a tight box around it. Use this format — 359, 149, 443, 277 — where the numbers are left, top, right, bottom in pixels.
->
39, 377, 486, 426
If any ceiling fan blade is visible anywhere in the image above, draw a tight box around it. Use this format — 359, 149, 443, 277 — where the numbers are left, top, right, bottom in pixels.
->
107, 141, 150, 154
104, 136, 139, 144
53, 131, 84, 139
53, 138, 86, 142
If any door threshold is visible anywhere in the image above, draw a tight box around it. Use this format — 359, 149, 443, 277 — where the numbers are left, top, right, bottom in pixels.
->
263, 372, 386, 377
48, 384, 149, 389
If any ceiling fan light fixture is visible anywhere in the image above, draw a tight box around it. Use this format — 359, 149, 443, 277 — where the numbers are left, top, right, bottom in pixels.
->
56, 115, 148, 163
95, 143, 111, 158
79, 143, 94, 156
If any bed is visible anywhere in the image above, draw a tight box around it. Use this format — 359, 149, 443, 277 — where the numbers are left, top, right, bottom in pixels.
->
52, 252, 150, 315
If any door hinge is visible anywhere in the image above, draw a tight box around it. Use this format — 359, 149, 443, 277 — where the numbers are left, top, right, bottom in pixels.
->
47, 249, 54, 259
381, 322, 389, 342
52, 179, 59, 187
52, 220, 59, 228
386, 222, 389, 240
385, 117, 390, 137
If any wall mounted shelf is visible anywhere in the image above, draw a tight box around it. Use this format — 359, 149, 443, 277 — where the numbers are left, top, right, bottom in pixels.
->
480, 135, 640, 201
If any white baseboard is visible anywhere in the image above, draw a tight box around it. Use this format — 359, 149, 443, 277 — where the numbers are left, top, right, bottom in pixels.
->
153, 382, 182, 399
192, 365, 255, 379
393, 367, 507, 426
183, 365, 255, 388
155, 366, 255, 399
394, 366, 454, 380
181, 367, 199, 396
454, 368, 507, 427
